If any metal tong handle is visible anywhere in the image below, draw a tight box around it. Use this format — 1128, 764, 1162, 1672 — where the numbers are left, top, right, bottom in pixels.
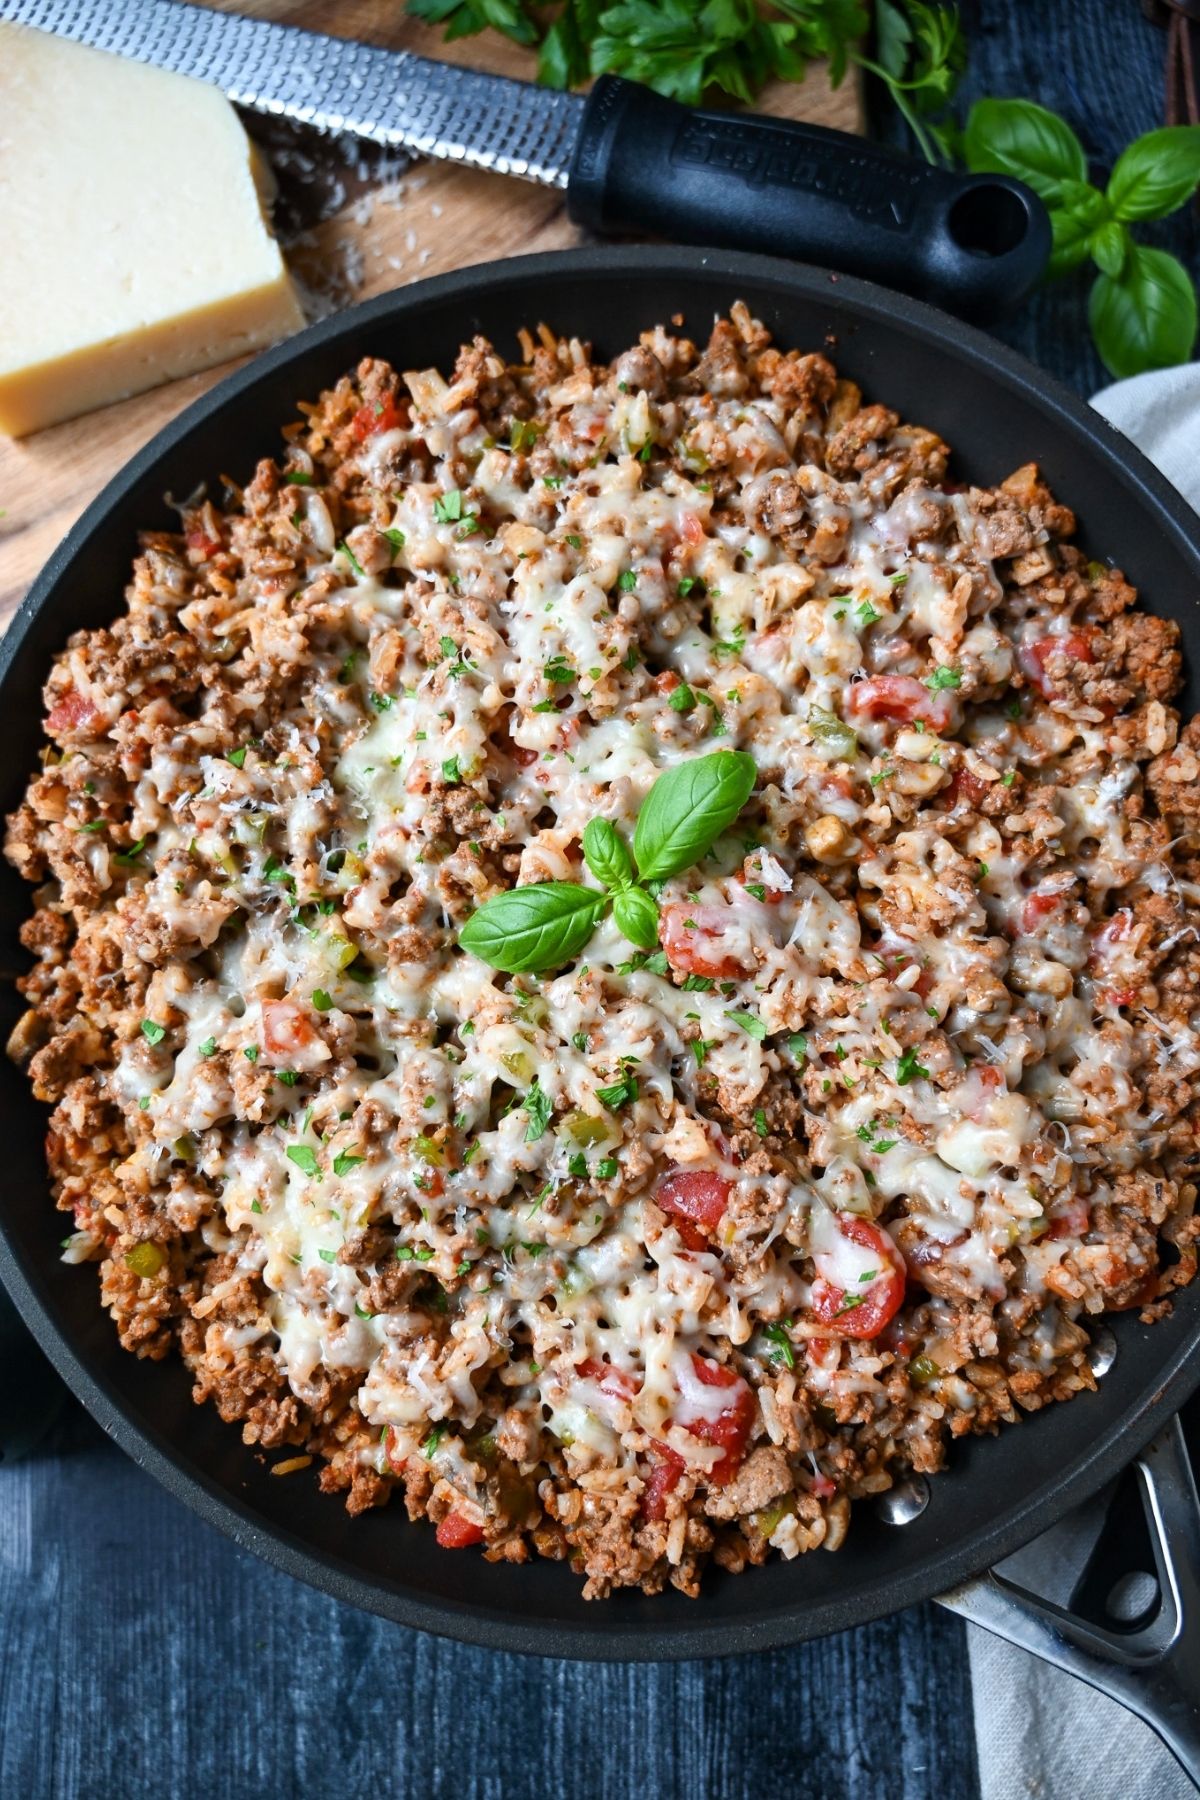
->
938, 1417, 1200, 1787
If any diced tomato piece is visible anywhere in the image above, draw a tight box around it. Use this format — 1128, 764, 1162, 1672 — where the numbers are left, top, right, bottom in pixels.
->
643, 1446, 685, 1520
811, 1472, 838, 1500
46, 689, 99, 736
960, 1064, 1004, 1119
660, 901, 754, 980
1092, 908, 1133, 955
576, 1358, 639, 1400
805, 1336, 841, 1375
810, 1216, 906, 1340
945, 765, 991, 809
1019, 632, 1095, 700
642, 1356, 754, 1516
384, 1425, 407, 1475
846, 675, 954, 732
436, 1511, 485, 1549
653, 669, 684, 695
1047, 1196, 1090, 1241
261, 999, 329, 1070
1021, 889, 1063, 934
185, 525, 223, 558
1089, 909, 1139, 1005
351, 396, 405, 441
873, 934, 933, 1000
681, 510, 706, 547
656, 1167, 731, 1251
686, 1355, 754, 1484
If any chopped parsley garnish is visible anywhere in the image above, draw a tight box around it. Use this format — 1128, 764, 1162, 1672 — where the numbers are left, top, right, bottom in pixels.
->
337, 540, 365, 578
285, 470, 314, 486
763, 1322, 795, 1368
276, 1070, 298, 1087
382, 527, 406, 558
788, 1032, 808, 1061
568, 1152, 588, 1180
596, 1064, 639, 1110
895, 1047, 930, 1085
421, 1424, 447, 1457
244, 1045, 260, 1063
442, 755, 462, 784
197, 1037, 217, 1059
595, 1157, 618, 1180
682, 974, 713, 992
113, 837, 147, 866
433, 489, 480, 535
317, 1248, 336, 1264
140, 1019, 166, 1047
544, 655, 575, 686
332, 1152, 364, 1177
727, 1010, 767, 1040
522, 1079, 552, 1143
285, 1145, 320, 1179
923, 665, 962, 691
669, 682, 696, 713
754, 1108, 768, 1138
312, 989, 333, 1012
691, 1038, 716, 1067
617, 570, 638, 593
227, 746, 247, 769
855, 600, 882, 627
571, 1032, 589, 1052
677, 577, 702, 598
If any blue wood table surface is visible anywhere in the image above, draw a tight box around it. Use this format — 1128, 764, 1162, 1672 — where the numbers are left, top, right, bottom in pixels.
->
2, 4, 1197, 1796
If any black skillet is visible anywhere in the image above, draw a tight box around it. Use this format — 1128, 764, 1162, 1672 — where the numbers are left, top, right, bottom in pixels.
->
2, 246, 1200, 1760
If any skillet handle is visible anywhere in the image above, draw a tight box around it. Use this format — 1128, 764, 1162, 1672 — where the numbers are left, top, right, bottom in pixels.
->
566, 75, 1051, 322
937, 1417, 1200, 1787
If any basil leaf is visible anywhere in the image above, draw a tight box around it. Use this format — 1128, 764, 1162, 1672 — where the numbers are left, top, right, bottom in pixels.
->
613, 885, 660, 951
963, 98, 1086, 205
459, 882, 605, 974
1089, 246, 1198, 379
633, 750, 756, 882
582, 818, 633, 891
1089, 220, 1130, 280
1106, 125, 1200, 222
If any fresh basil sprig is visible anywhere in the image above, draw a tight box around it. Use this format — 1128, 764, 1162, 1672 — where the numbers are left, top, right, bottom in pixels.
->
964, 103, 1200, 378
459, 750, 756, 974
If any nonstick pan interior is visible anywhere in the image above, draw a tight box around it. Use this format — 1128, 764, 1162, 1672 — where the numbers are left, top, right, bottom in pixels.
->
2, 247, 1200, 1659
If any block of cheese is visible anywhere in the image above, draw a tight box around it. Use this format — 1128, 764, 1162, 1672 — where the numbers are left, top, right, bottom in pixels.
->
0, 23, 306, 438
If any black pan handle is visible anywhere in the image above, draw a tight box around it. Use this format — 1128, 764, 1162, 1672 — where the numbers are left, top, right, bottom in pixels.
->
566, 74, 1050, 322
939, 1417, 1200, 1787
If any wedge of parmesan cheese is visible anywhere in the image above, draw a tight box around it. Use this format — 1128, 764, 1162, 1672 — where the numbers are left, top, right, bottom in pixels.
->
0, 23, 305, 438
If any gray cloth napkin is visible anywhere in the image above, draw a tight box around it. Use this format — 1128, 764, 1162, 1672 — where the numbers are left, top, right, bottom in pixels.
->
969, 362, 1200, 1800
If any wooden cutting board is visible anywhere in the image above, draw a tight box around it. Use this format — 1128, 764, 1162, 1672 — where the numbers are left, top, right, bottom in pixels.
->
0, 2, 861, 626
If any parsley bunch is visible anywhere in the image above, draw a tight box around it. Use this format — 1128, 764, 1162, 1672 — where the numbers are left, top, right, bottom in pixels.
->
407, 0, 962, 121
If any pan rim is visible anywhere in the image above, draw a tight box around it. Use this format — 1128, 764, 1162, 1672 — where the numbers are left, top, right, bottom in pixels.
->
3, 242, 1200, 1660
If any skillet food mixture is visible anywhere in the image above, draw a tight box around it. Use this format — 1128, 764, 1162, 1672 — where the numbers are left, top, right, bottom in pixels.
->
10, 305, 1200, 1598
